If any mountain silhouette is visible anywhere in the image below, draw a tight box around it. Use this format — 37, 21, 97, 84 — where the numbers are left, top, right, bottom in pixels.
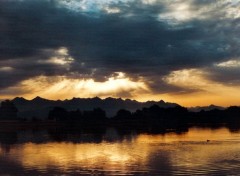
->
188, 104, 225, 112
11, 96, 179, 119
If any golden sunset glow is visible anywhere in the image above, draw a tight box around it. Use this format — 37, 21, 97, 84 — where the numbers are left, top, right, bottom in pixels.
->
1, 68, 240, 107
161, 69, 240, 106
1, 73, 148, 100
127, 68, 240, 107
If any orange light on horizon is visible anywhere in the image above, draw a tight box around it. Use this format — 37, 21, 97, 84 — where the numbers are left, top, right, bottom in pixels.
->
0, 69, 240, 107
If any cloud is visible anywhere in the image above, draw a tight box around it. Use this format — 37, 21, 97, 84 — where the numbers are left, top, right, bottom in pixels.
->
205, 59, 240, 85
162, 68, 240, 106
0, 0, 240, 100
0, 74, 149, 100
215, 59, 240, 68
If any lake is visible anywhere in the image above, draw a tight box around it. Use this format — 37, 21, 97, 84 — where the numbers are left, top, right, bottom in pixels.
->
0, 126, 240, 175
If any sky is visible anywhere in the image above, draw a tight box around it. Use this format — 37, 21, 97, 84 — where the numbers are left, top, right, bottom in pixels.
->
0, 0, 240, 107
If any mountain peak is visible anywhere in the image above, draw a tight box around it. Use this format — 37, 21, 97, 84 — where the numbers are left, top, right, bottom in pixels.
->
12, 97, 27, 103
32, 96, 48, 102
13, 97, 26, 101
209, 104, 217, 107
92, 96, 101, 100
188, 104, 225, 112
32, 96, 42, 100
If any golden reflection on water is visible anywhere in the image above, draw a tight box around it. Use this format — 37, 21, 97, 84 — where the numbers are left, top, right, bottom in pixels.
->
136, 127, 237, 143
1, 127, 240, 175
11, 142, 150, 172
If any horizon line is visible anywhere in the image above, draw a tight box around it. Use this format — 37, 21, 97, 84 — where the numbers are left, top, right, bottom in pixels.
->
1, 96, 237, 108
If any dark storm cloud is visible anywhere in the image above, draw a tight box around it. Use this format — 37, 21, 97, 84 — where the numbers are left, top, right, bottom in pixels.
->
0, 0, 240, 93
205, 65, 240, 86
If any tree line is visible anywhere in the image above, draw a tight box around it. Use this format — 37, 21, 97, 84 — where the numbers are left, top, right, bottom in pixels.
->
47, 104, 240, 128
0, 100, 240, 129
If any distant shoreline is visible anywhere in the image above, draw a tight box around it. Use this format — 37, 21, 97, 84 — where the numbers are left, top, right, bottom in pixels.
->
0, 120, 238, 132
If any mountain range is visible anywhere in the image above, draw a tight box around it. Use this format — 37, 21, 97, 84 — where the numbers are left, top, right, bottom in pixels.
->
188, 105, 225, 112
11, 96, 179, 119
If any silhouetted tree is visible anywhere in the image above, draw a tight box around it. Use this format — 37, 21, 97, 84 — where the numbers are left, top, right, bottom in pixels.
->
0, 100, 18, 120
83, 108, 107, 122
226, 106, 240, 117
69, 109, 82, 121
48, 107, 68, 121
46, 103, 240, 129
93, 108, 106, 119
115, 109, 132, 119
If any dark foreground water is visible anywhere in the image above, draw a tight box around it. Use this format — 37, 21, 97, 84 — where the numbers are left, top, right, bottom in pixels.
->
0, 127, 240, 175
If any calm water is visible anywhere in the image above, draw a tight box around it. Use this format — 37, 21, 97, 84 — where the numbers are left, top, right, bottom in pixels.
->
0, 127, 240, 175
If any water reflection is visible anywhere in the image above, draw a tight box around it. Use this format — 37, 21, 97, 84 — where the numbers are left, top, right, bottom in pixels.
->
0, 127, 240, 175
